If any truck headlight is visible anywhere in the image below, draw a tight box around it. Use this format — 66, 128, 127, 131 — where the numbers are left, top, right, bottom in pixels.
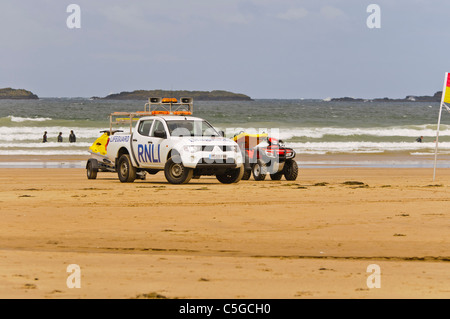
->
183, 145, 202, 153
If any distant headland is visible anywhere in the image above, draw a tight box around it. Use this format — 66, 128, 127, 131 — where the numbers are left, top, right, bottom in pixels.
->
91, 89, 253, 101
0, 88, 38, 99
329, 91, 442, 102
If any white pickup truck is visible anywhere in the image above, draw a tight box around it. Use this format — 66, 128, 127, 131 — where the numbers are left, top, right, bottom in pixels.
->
86, 98, 244, 184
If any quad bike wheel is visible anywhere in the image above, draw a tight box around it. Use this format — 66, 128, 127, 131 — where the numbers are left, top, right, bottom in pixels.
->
283, 159, 298, 181
270, 171, 283, 180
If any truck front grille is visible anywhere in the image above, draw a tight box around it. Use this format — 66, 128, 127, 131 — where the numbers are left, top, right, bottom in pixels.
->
202, 145, 233, 152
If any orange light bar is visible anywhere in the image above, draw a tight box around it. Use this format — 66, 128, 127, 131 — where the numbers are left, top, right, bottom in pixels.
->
162, 98, 177, 103
151, 111, 171, 115
173, 111, 192, 115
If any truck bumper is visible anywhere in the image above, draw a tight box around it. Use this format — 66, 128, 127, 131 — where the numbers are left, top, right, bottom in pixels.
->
193, 160, 241, 176
182, 152, 243, 169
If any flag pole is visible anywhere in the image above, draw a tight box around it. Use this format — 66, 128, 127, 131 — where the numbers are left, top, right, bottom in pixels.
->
433, 72, 448, 181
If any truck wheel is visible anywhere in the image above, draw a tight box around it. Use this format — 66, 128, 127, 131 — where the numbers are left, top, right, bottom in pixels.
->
164, 156, 193, 184
283, 159, 298, 181
241, 169, 251, 180
270, 171, 283, 180
118, 154, 136, 183
86, 160, 98, 180
216, 166, 244, 184
252, 160, 267, 181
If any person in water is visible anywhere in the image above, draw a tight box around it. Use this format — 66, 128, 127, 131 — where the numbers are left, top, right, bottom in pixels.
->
416, 136, 423, 143
69, 130, 76, 143
42, 131, 48, 143
57, 132, 63, 142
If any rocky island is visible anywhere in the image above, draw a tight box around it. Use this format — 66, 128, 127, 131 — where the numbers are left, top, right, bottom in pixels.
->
330, 91, 442, 102
0, 88, 39, 99
92, 89, 253, 101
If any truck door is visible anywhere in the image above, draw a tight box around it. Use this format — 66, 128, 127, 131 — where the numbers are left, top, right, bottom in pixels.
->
132, 119, 166, 169
132, 119, 155, 168
147, 119, 169, 169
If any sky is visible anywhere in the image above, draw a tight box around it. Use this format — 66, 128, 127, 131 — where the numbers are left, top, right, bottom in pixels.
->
1, 0, 450, 99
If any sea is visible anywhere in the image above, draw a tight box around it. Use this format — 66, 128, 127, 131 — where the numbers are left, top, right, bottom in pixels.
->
0, 98, 449, 168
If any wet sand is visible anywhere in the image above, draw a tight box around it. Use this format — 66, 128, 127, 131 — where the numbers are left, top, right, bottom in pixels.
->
0, 166, 449, 298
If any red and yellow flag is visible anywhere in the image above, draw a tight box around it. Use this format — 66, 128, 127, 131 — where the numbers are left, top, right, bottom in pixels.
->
444, 73, 450, 103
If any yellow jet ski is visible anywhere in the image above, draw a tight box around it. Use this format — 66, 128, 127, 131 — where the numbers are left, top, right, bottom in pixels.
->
89, 131, 110, 156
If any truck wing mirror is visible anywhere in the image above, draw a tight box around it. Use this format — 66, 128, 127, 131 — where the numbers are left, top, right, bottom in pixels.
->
154, 130, 167, 139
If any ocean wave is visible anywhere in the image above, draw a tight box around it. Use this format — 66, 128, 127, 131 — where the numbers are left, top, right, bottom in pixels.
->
0, 126, 109, 142
1, 123, 448, 141
410, 151, 450, 155
223, 125, 450, 140
6, 116, 53, 122
0, 142, 92, 148
0, 150, 90, 156
288, 141, 450, 154
277, 125, 450, 140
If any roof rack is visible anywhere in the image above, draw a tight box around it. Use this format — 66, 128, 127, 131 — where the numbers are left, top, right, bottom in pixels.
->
108, 97, 194, 134
108, 112, 141, 134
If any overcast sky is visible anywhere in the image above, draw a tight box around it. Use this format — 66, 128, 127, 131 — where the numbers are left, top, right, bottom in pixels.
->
1, 0, 449, 99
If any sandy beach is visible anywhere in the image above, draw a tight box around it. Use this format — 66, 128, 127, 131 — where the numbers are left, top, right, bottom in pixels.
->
0, 157, 449, 299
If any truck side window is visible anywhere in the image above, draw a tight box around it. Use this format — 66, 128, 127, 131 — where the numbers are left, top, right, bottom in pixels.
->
150, 120, 166, 137
138, 120, 153, 136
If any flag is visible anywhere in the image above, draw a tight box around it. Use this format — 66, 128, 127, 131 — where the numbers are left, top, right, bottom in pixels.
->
434, 72, 450, 181
444, 72, 450, 103
444, 103, 450, 113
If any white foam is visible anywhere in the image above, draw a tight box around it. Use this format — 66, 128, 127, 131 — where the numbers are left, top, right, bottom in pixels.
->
411, 151, 450, 156
0, 149, 90, 155
288, 141, 450, 154
0, 161, 86, 168
7, 116, 52, 122
0, 126, 109, 142
224, 125, 450, 140
277, 125, 450, 140
0, 142, 92, 148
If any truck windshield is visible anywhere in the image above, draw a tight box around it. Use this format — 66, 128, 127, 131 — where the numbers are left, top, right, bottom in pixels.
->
166, 120, 220, 137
